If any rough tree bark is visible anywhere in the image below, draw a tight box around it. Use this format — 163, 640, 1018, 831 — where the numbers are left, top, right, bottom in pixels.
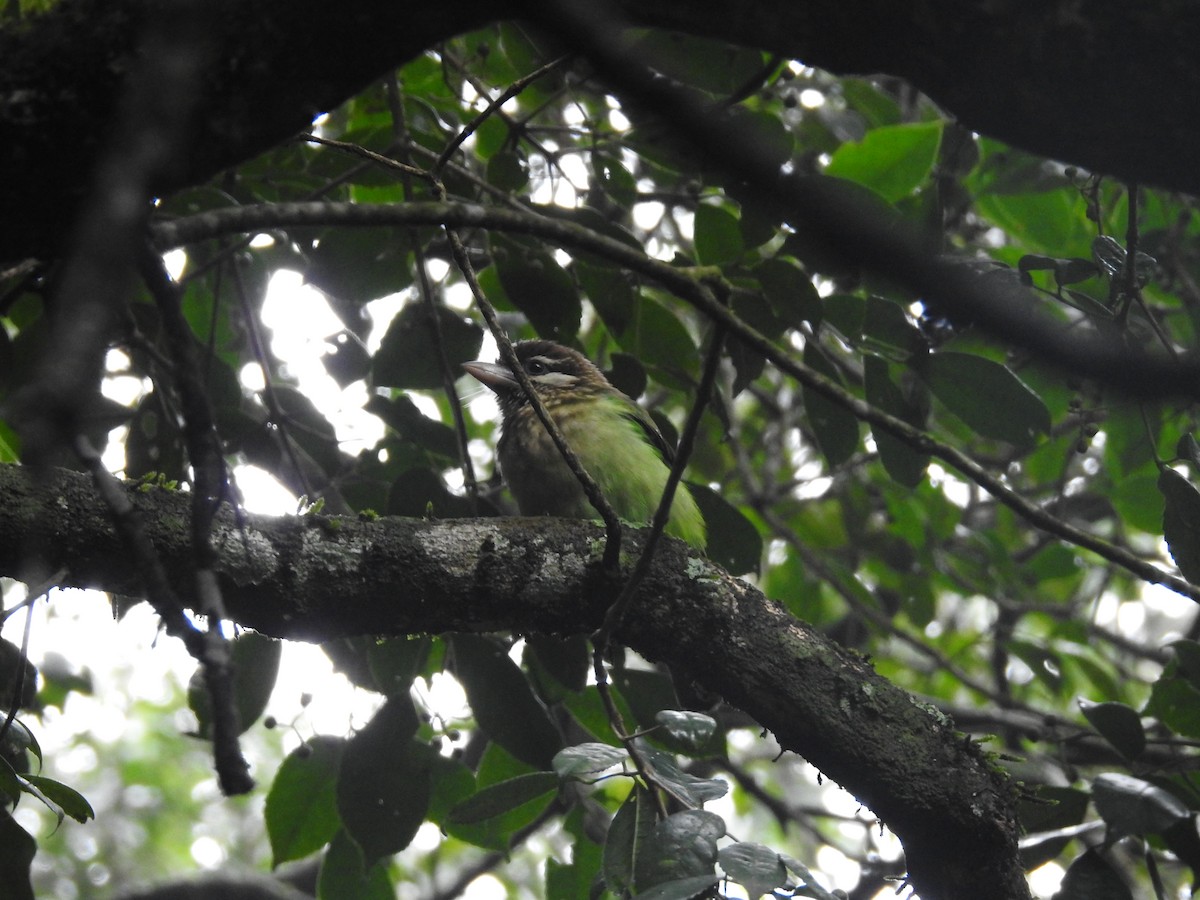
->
1, 0, 1197, 263
0, 464, 1029, 900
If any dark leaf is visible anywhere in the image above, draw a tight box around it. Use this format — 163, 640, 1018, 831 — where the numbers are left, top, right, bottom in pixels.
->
367, 636, 432, 698
638, 743, 728, 806
487, 150, 529, 192
634, 809, 724, 890
336, 697, 430, 865
654, 710, 718, 753
553, 743, 628, 780
267, 736, 345, 865
864, 355, 929, 486
1160, 467, 1200, 583
450, 634, 563, 770
754, 257, 822, 329
20, 775, 94, 824
1079, 699, 1145, 761
918, 351, 1050, 447
693, 203, 743, 265
718, 843, 788, 899
492, 235, 582, 341
365, 395, 459, 459
525, 634, 590, 696
317, 829, 394, 900
387, 468, 476, 519
605, 786, 655, 897
1092, 772, 1190, 837
1055, 848, 1132, 900
305, 228, 412, 305
188, 632, 282, 739
447, 772, 559, 824
687, 484, 761, 575
802, 343, 860, 467
373, 303, 484, 390
322, 330, 372, 387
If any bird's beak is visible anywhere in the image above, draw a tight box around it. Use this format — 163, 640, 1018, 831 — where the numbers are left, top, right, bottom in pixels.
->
462, 360, 518, 392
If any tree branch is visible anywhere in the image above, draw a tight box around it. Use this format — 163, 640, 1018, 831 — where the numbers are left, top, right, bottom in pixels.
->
4, 1, 1200, 263
152, 200, 1200, 605
0, 462, 1025, 900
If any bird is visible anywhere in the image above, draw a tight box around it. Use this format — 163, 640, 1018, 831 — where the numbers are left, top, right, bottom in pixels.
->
463, 340, 706, 550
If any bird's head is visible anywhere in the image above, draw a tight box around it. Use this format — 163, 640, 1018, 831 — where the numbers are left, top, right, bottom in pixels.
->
463, 340, 611, 417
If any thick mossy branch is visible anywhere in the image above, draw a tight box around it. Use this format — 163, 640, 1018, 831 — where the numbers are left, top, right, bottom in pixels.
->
0, 464, 1026, 899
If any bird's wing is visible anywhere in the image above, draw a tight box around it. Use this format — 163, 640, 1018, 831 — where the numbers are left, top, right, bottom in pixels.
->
620, 406, 677, 465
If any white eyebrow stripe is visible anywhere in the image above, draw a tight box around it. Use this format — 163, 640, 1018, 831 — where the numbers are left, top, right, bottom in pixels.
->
534, 371, 577, 386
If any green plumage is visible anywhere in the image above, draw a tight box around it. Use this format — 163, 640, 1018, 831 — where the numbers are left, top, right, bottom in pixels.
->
464, 341, 706, 550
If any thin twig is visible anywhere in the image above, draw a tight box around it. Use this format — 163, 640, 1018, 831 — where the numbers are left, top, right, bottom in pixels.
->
433, 54, 571, 175
387, 76, 481, 508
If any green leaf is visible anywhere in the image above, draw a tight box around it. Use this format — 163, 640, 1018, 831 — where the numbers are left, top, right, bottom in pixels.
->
447, 772, 559, 824
444, 744, 555, 852
802, 343, 860, 467
717, 843, 788, 899
267, 736, 345, 866
0, 754, 21, 805
654, 710, 718, 753
918, 351, 1050, 447
335, 697, 430, 865
693, 203, 743, 265
20, 775, 94, 824
824, 122, 943, 202
372, 303, 484, 390
317, 829, 394, 900
450, 634, 563, 770
634, 809, 724, 890
305, 228, 412, 305
1078, 699, 1145, 761
1091, 772, 1190, 837
612, 293, 698, 381
1144, 675, 1200, 738
1160, 467, 1200, 583
553, 743, 628, 780
578, 260, 637, 337
367, 636, 432, 698
1111, 473, 1164, 534
754, 257, 822, 329
687, 484, 761, 575
779, 854, 841, 900
188, 632, 282, 739
976, 188, 1091, 257
861, 297, 926, 359
492, 235, 582, 341
605, 787, 655, 896
630, 32, 767, 95
525, 634, 590, 696
365, 395, 459, 459
631, 874, 722, 900
864, 355, 929, 487
638, 743, 728, 806
487, 150, 528, 192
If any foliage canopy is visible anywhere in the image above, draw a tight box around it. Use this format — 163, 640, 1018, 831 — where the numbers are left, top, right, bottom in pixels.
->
2, 5, 1200, 900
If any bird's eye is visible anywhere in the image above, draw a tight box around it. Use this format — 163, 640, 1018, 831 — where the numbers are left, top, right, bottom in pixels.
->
526, 360, 547, 375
